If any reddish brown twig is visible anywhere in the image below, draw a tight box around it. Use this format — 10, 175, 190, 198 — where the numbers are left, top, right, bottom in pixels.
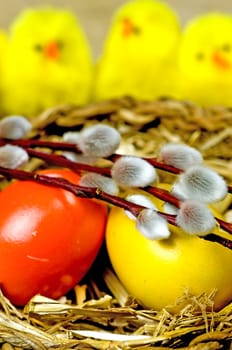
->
0, 136, 231, 249
0, 138, 80, 152
0, 138, 184, 175
0, 165, 231, 249
27, 148, 111, 176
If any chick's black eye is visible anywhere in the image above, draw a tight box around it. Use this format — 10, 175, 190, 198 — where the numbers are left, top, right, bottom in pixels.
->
222, 44, 231, 52
34, 44, 43, 51
195, 52, 204, 61
57, 40, 64, 49
133, 27, 141, 35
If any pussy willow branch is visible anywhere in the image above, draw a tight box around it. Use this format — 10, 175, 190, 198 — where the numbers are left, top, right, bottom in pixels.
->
27, 148, 111, 177
0, 139, 183, 174
0, 137, 232, 247
144, 186, 180, 207
0, 139, 230, 240
202, 233, 232, 249
0, 165, 176, 223
0, 165, 231, 250
2, 137, 232, 191
25, 147, 232, 236
148, 185, 232, 239
2, 137, 232, 193
0, 138, 80, 151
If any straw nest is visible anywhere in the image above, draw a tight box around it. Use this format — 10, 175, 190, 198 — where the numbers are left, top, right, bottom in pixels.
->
0, 266, 231, 350
0, 97, 232, 349
30, 97, 232, 182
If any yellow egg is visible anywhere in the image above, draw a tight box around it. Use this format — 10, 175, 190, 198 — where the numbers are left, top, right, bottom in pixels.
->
106, 186, 232, 311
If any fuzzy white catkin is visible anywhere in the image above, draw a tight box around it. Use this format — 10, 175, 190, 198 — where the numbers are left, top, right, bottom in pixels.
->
171, 181, 188, 201
125, 194, 157, 220
63, 131, 104, 164
163, 202, 179, 215
136, 209, 170, 240
0, 145, 29, 168
111, 156, 157, 188
176, 200, 215, 235
159, 143, 203, 170
77, 124, 121, 158
177, 165, 228, 203
63, 131, 98, 164
63, 131, 81, 144
79, 172, 119, 195
0, 116, 32, 140
63, 152, 98, 165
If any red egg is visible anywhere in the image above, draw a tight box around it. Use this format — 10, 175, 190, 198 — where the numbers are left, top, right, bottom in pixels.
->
0, 168, 107, 306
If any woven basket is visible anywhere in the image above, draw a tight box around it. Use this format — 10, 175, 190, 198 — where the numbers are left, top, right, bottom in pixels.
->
0, 98, 231, 350
30, 97, 232, 181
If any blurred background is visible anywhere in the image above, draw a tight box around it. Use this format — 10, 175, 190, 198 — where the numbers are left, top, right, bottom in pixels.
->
0, 0, 232, 58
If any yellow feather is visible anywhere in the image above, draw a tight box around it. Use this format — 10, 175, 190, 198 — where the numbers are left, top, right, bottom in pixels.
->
2, 6, 94, 116
178, 12, 232, 107
94, 0, 181, 101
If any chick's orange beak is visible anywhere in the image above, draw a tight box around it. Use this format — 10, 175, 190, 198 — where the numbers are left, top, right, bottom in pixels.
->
122, 18, 134, 38
44, 41, 59, 60
212, 51, 231, 70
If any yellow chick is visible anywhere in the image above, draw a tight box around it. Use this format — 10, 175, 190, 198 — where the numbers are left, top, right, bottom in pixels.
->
94, 0, 181, 101
2, 7, 93, 117
178, 12, 232, 107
